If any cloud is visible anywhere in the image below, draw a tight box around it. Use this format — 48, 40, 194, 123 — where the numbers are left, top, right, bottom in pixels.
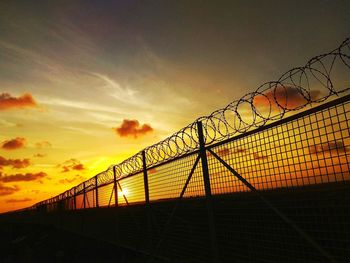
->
253, 86, 320, 110
35, 141, 52, 148
217, 148, 230, 156
233, 148, 246, 154
113, 119, 154, 138
72, 164, 84, 170
59, 178, 76, 184
1, 137, 26, 150
309, 141, 348, 154
0, 156, 30, 169
0, 172, 47, 182
0, 93, 38, 110
0, 183, 20, 196
5, 198, 32, 203
58, 174, 85, 184
253, 153, 269, 160
33, 153, 47, 158
217, 147, 245, 157
148, 168, 157, 174
0, 119, 18, 128
59, 159, 85, 173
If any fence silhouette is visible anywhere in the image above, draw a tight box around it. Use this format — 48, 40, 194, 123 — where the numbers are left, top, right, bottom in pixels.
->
14, 37, 350, 262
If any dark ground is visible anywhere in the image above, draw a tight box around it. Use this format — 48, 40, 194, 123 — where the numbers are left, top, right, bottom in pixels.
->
0, 222, 148, 263
1, 181, 350, 262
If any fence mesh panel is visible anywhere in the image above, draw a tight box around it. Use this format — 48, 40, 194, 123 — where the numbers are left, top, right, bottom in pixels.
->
97, 183, 115, 207
118, 172, 145, 205
14, 95, 350, 262
207, 99, 350, 262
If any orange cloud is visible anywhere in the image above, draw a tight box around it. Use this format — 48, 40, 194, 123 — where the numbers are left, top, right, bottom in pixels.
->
148, 168, 157, 174
0, 93, 37, 110
0, 172, 47, 182
5, 198, 32, 203
253, 86, 320, 110
217, 148, 230, 156
59, 159, 85, 173
33, 153, 47, 158
58, 174, 85, 184
309, 141, 348, 154
72, 164, 84, 170
0, 183, 19, 196
233, 148, 246, 154
59, 178, 76, 184
114, 119, 154, 138
35, 141, 52, 148
253, 153, 269, 160
0, 156, 30, 169
217, 148, 246, 156
1, 137, 26, 150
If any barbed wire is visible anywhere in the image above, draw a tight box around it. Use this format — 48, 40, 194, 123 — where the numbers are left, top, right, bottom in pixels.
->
36, 37, 349, 207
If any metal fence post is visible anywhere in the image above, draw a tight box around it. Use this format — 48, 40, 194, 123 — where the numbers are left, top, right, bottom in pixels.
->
113, 166, 118, 207
142, 150, 152, 251
142, 151, 150, 204
197, 121, 220, 263
73, 187, 76, 210
112, 165, 120, 247
83, 182, 86, 209
95, 176, 99, 208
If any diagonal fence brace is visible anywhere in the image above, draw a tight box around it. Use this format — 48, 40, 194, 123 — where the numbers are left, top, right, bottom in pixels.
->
207, 148, 336, 263
149, 154, 201, 262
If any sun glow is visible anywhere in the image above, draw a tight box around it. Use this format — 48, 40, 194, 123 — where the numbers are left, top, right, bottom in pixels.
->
118, 188, 129, 197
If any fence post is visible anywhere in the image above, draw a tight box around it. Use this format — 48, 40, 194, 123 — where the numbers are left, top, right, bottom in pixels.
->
73, 187, 76, 210
95, 176, 99, 208
83, 182, 86, 209
142, 151, 150, 204
197, 121, 220, 263
113, 166, 118, 207
112, 165, 120, 248
142, 150, 152, 251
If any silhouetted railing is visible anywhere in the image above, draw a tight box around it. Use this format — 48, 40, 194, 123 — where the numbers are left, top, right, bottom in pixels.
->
22, 37, 350, 262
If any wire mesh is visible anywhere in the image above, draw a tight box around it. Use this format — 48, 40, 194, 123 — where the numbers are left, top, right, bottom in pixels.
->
85, 189, 96, 208
148, 153, 204, 202
150, 201, 212, 262
207, 99, 350, 262
75, 194, 84, 210
97, 183, 115, 207
118, 172, 145, 205
208, 100, 350, 193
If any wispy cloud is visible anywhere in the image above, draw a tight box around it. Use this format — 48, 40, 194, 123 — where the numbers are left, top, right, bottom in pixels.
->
92, 73, 139, 104
5, 197, 32, 203
35, 141, 52, 149
0, 119, 19, 128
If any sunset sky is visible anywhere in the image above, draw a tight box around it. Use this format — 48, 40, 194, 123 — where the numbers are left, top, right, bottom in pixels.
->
0, 0, 350, 212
